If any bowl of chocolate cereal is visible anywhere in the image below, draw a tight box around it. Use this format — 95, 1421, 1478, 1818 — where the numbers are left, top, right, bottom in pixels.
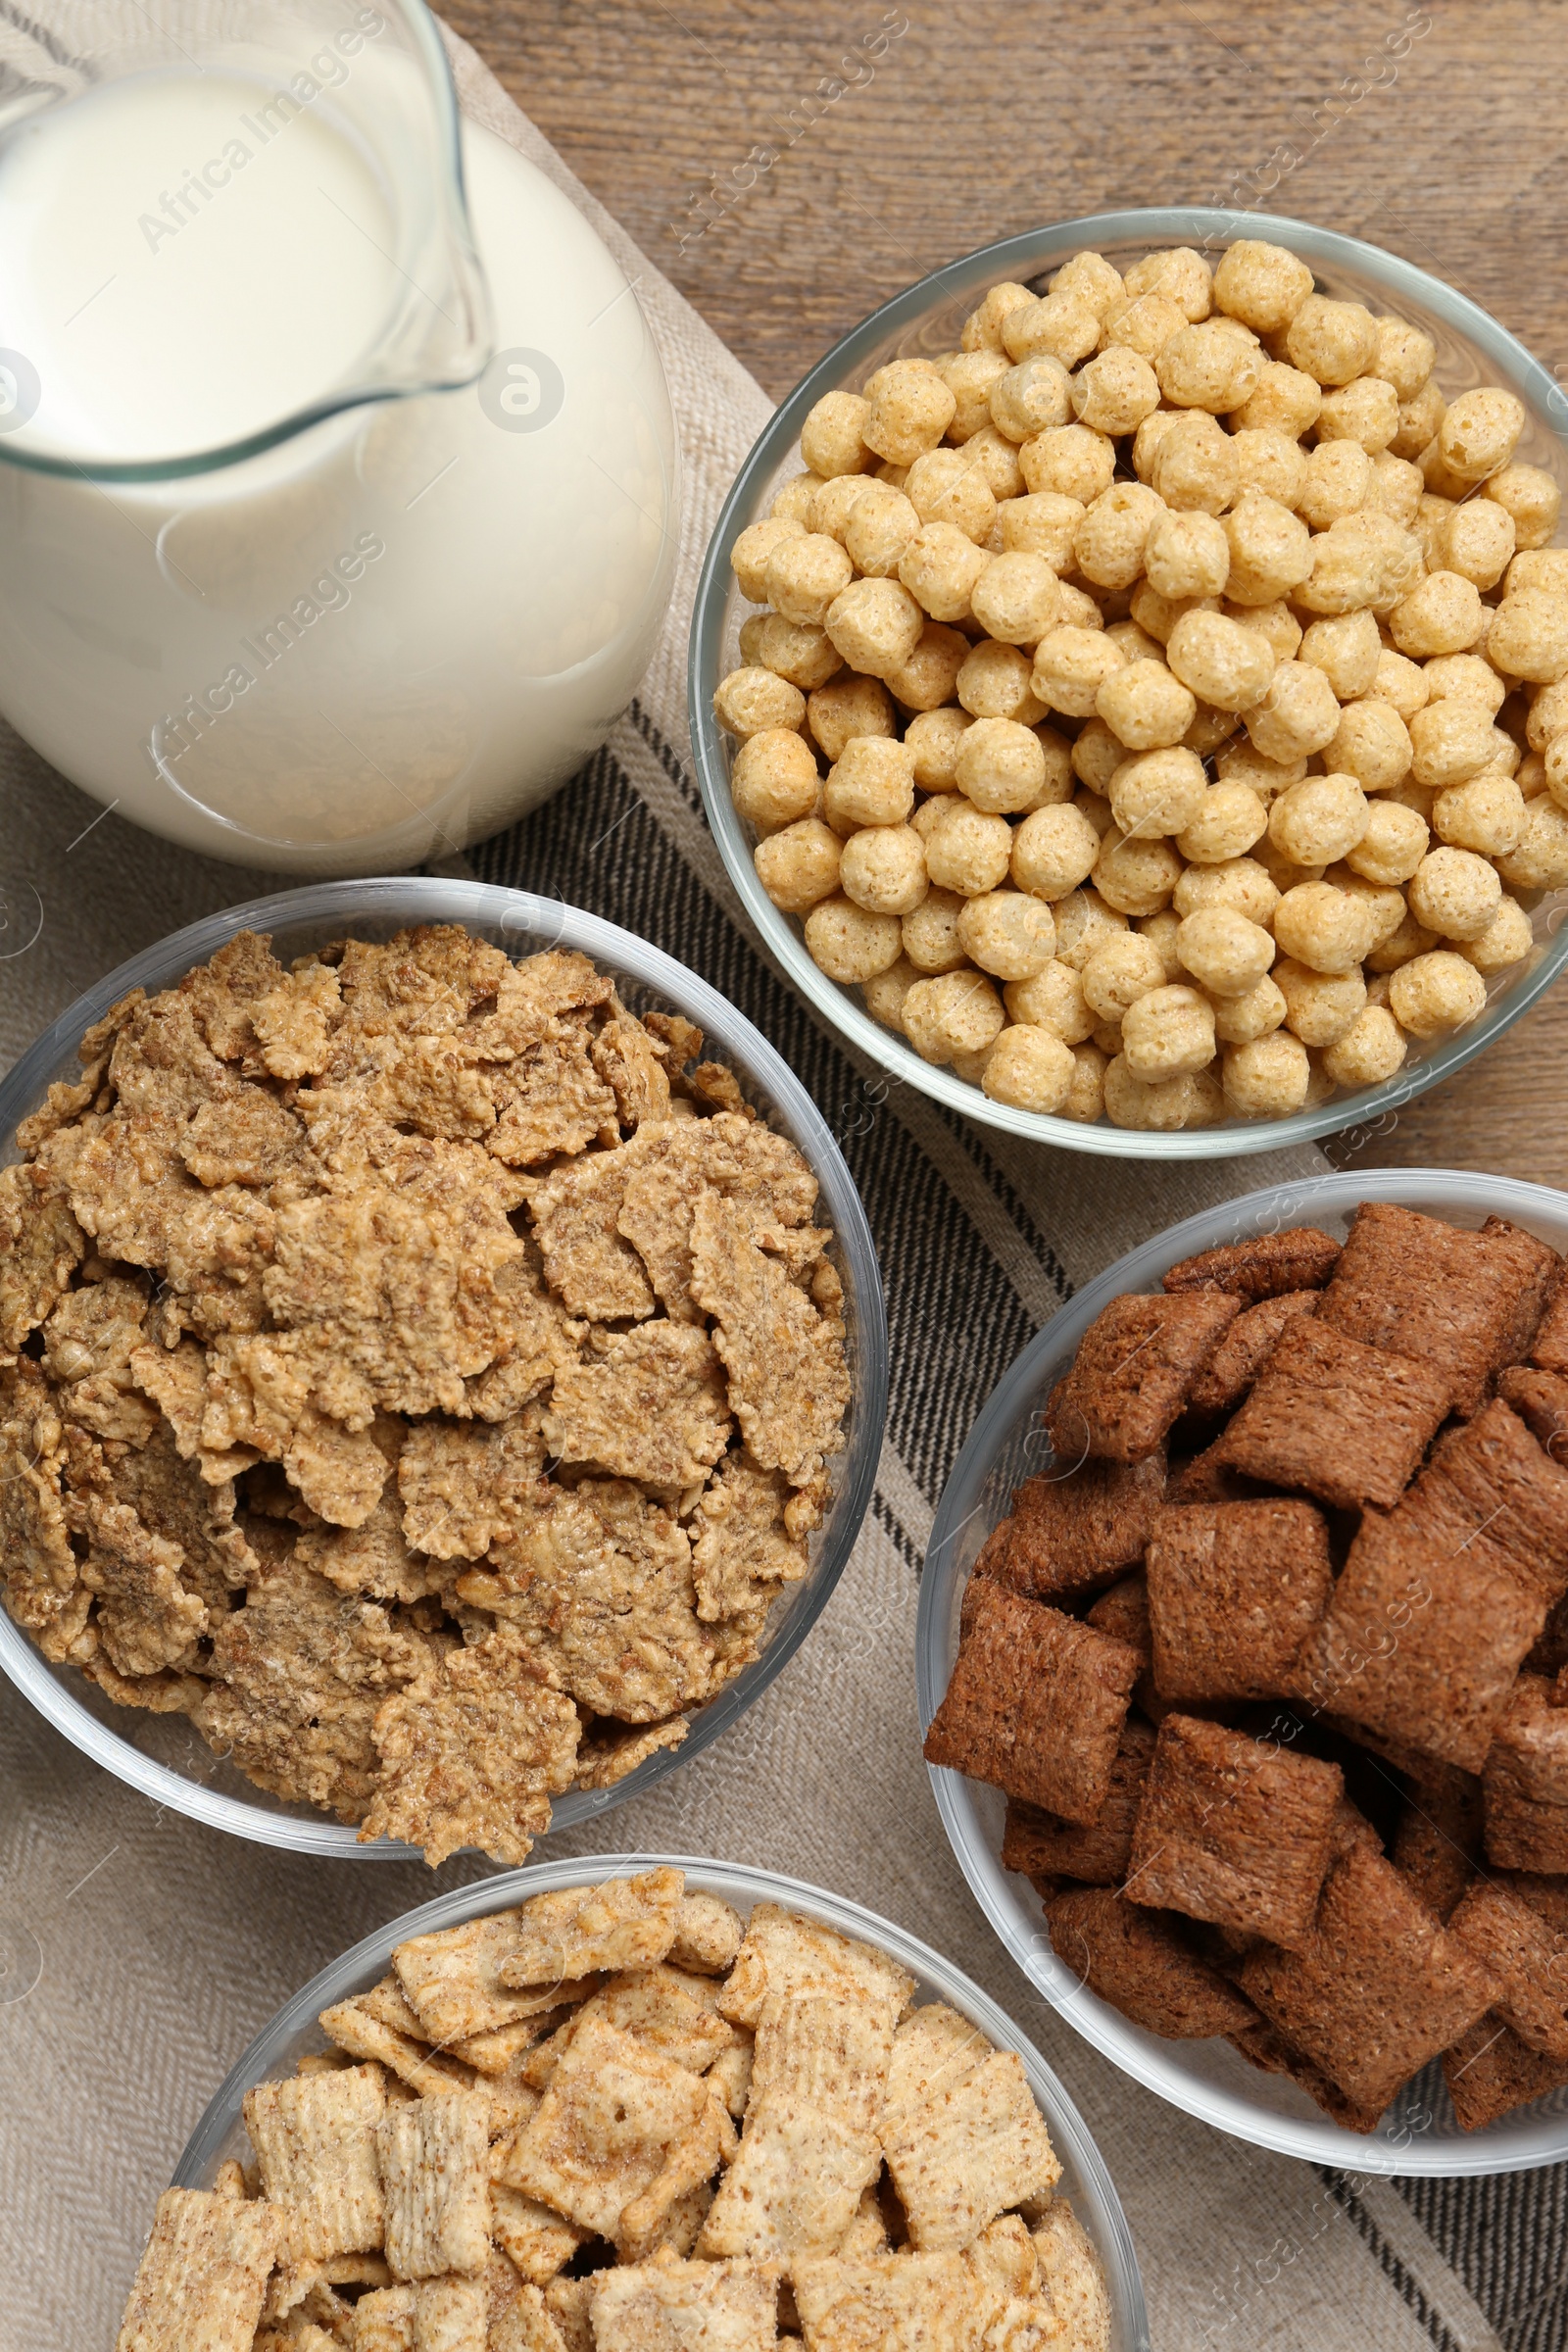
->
143, 1857, 1148, 2350
918, 1166, 1568, 2171
0, 880, 885, 1862
691, 209, 1568, 1154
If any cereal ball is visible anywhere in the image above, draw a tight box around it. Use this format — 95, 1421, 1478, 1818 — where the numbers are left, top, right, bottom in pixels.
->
1365, 906, 1439, 972
861, 954, 921, 1031
1003, 291, 1102, 369
955, 716, 1048, 814
1140, 512, 1227, 602
1177, 782, 1270, 864
1069, 715, 1125, 796
1032, 723, 1076, 807
1031, 624, 1127, 717
884, 624, 969, 713
1273, 957, 1366, 1048
989, 358, 1074, 445
1102, 290, 1189, 362
1496, 798, 1568, 890
1225, 599, 1302, 664
1102, 1055, 1200, 1130
1365, 452, 1426, 526
1512, 551, 1568, 598
732, 514, 805, 602
754, 817, 842, 913
1176, 904, 1275, 999
963, 425, 1029, 503
1166, 610, 1277, 712
941, 349, 1012, 441
1218, 494, 1311, 608
1121, 984, 1216, 1080
1096, 661, 1197, 757
996, 490, 1085, 570
922, 797, 1015, 896
1124, 245, 1213, 320
1231, 361, 1323, 441
1294, 612, 1379, 705
1135, 906, 1185, 983
1268, 772, 1369, 866
902, 886, 968, 972
837, 817, 928, 920
1227, 427, 1309, 511
842, 485, 920, 579
1409, 697, 1504, 790
770, 472, 823, 526
963, 282, 1036, 354
1366, 650, 1430, 726
1529, 673, 1568, 749
1105, 618, 1164, 665
814, 474, 877, 544
1212, 240, 1313, 334
1108, 746, 1208, 837
1484, 463, 1561, 552
905, 450, 998, 541
1345, 797, 1429, 885
1315, 375, 1399, 454
957, 888, 1058, 980
1389, 950, 1488, 1038
1060, 1041, 1110, 1121
1297, 440, 1374, 530
1547, 734, 1568, 808
1050, 249, 1126, 320
895, 524, 989, 626
1071, 346, 1161, 435
1433, 771, 1527, 858
804, 894, 903, 981
1486, 588, 1568, 685
969, 553, 1063, 647
801, 390, 875, 479
732, 726, 821, 835
1173, 857, 1281, 926
1072, 483, 1164, 592
1286, 296, 1378, 386
1054, 886, 1132, 970
1081, 930, 1168, 1019
823, 735, 915, 830
1459, 894, 1534, 972
1151, 411, 1240, 514
1010, 804, 1103, 903
1186, 704, 1244, 758
1366, 315, 1436, 403
1215, 739, 1305, 798
904, 707, 972, 793
1242, 662, 1340, 766
1317, 1000, 1404, 1087
1390, 379, 1446, 462
1093, 827, 1183, 916
1156, 318, 1263, 413
765, 529, 855, 628
863, 361, 956, 466
1074, 786, 1117, 839
1126, 583, 1213, 645
1437, 386, 1526, 485
981, 1023, 1076, 1111
1406, 845, 1501, 941
1389, 570, 1486, 660
1518, 748, 1550, 800
1436, 500, 1516, 593
737, 613, 768, 665
902, 968, 1005, 1064
1213, 971, 1288, 1043
1328, 865, 1407, 949
715, 665, 808, 740
954, 643, 1040, 728
1223, 1032, 1311, 1117
1019, 422, 1118, 505
821, 580, 922, 681
1004, 958, 1095, 1041
1273, 880, 1379, 973
1424, 654, 1507, 713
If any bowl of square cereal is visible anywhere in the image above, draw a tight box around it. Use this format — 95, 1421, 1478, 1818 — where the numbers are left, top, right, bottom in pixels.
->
137, 1857, 1146, 2350
0, 881, 885, 1862
918, 1167, 1568, 2171
691, 209, 1568, 1153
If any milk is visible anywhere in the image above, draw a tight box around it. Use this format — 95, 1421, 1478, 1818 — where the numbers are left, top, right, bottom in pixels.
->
0, 50, 677, 868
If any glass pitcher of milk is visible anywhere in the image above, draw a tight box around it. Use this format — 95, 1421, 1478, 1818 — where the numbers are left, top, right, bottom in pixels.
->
0, 2, 678, 872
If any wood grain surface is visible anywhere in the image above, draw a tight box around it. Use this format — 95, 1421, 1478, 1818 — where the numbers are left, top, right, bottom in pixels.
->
447, 0, 1568, 1186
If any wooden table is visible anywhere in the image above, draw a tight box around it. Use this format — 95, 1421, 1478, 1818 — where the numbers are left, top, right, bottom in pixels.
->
449, 0, 1568, 1185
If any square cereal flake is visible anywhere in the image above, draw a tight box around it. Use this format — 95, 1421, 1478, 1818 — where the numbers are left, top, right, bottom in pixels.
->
1212, 1315, 1449, 1512
1127, 1714, 1343, 1950
1162, 1226, 1341, 1300
1045, 1292, 1240, 1463
1147, 1499, 1333, 1704
115, 2188, 281, 2352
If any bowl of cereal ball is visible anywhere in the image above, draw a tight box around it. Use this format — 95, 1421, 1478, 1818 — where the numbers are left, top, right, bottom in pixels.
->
0, 880, 885, 1862
917, 1165, 1568, 2171
143, 1857, 1148, 2350
690, 208, 1568, 1153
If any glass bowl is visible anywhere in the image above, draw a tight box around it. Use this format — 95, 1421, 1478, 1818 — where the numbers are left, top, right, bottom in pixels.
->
0, 879, 887, 1858
170, 1850, 1150, 2350
690, 206, 1568, 1159
917, 1166, 1568, 2173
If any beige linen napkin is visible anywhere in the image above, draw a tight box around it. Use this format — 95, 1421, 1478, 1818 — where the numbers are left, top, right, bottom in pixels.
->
0, 24, 1515, 2352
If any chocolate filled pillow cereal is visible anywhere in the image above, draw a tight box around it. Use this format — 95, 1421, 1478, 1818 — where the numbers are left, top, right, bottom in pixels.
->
113, 1870, 1111, 2352
715, 240, 1567, 1129
1, 928, 851, 1865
